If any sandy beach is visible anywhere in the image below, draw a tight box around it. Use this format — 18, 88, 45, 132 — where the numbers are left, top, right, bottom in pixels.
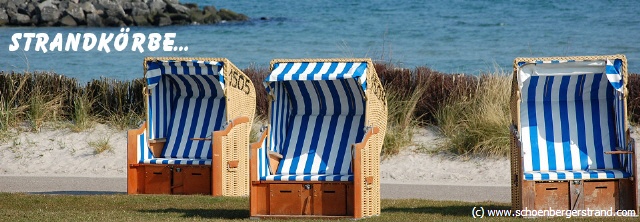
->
1, 123, 638, 196
0, 123, 510, 186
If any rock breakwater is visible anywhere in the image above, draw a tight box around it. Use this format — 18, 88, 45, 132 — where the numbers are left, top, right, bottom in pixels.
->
0, 0, 249, 27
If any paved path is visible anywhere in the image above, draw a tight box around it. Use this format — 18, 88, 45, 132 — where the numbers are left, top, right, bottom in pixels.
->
0, 176, 510, 202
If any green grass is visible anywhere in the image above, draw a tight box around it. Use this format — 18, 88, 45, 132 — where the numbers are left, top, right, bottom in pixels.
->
0, 193, 635, 221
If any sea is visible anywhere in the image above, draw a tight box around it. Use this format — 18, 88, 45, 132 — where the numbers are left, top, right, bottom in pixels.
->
1, 0, 639, 83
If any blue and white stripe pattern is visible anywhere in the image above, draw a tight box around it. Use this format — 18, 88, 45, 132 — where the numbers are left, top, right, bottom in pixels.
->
523, 169, 629, 181
256, 135, 269, 181
141, 59, 227, 165
260, 61, 368, 181
605, 59, 623, 91
134, 127, 152, 162
265, 62, 368, 94
518, 59, 631, 181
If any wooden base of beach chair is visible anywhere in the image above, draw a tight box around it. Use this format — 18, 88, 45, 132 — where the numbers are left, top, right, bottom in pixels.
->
130, 165, 212, 195
128, 117, 252, 197
518, 179, 636, 211
250, 181, 355, 218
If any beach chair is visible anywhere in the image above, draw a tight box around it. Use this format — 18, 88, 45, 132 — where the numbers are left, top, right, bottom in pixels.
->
510, 55, 638, 212
127, 57, 256, 196
249, 58, 387, 219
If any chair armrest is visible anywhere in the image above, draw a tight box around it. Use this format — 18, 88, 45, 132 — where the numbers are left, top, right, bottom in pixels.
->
604, 150, 634, 155
353, 127, 380, 151
352, 126, 380, 215
605, 139, 636, 176
212, 116, 251, 138
605, 145, 635, 155
352, 127, 380, 186
250, 127, 270, 182
127, 122, 147, 165
210, 116, 251, 162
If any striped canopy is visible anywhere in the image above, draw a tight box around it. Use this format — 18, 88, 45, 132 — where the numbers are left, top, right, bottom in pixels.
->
517, 59, 623, 92
146, 60, 225, 90
265, 61, 368, 93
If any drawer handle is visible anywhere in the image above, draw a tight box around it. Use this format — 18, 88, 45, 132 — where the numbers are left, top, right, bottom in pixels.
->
546, 187, 558, 191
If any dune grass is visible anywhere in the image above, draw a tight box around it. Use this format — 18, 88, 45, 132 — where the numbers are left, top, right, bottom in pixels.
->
29, 95, 64, 132
382, 81, 426, 156
0, 72, 145, 136
71, 91, 94, 132
434, 73, 511, 157
2, 67, 639, 158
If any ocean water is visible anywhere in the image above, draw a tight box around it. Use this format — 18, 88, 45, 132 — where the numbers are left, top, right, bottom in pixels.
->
1, 0, 639, 83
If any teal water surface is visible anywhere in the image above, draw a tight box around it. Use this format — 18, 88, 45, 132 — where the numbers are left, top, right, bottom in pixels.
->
1, 0, 638, 83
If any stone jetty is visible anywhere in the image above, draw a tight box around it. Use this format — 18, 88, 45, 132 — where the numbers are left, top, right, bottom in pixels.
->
0, 0, 249, 27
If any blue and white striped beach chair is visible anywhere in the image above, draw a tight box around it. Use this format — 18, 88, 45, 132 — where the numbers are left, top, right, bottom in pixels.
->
249, 58, 387, 218
510, 55, 637, 212
127, 57, 255, 196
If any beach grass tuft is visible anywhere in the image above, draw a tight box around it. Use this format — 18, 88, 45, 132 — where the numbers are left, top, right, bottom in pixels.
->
71, 92, 94, 132
27, 90, 63, 132
89, 137, 113, 155
434, 72, 511, 157
382, 67, 430, 157
0, 73, 29, 133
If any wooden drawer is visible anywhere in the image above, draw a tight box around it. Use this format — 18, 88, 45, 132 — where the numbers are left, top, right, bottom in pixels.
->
269, 184, 311, 215
534, 182, 569, 210
265, 183, 353, 216
174, 166, 211, 195
144, 165, 171, 194
313, 183, 350, 216
143, 165, 211, 195
584, 181, 618, 210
